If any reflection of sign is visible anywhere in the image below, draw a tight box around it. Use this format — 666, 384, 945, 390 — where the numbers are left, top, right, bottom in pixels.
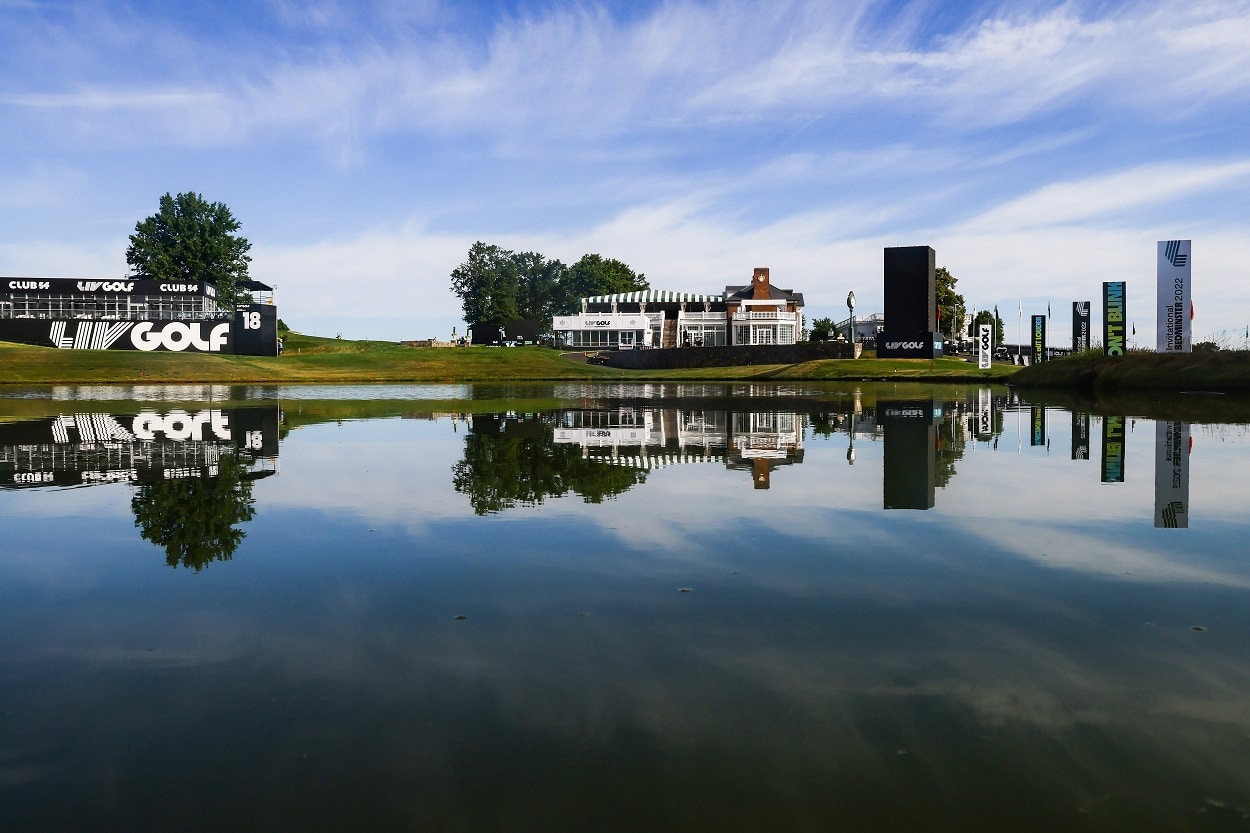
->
978, 324, 992, 369
1071, 413, 1090, 460
1154, 420, 1190, 528
1103, 282, 1126, 356
977, 388, 993, 436
1031, 404, 1046, 447
879, 399, 936, 510
1157, 240, 1191, 353
1101, 415, 1125, 483
133, 410, 232, 441
0, 405, 280, 490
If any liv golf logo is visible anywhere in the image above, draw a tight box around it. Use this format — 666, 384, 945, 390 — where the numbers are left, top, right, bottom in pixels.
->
49, 320, 231, 352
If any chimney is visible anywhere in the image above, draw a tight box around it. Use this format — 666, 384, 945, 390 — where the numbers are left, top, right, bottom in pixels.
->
752, 267, 771, 300
752, 458, 771, 489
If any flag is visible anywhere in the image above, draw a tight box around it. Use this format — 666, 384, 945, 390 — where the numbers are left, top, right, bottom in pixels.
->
1132, 322, 1136, 335
1047, 302, 1051, 319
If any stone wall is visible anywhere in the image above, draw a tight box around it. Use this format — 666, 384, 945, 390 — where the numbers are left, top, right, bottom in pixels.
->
599, 340, 860, 369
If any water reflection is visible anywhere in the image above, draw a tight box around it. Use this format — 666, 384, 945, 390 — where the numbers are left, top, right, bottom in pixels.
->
451, 412, 649, 513
2, 385, 1249, 831
1, 404, 280, 568
131, 452, 257, 570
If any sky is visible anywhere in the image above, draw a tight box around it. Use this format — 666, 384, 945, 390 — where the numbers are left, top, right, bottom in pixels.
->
2, 0, 1248, 346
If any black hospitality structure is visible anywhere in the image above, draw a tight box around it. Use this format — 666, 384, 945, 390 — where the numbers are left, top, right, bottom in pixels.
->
875, 246, 943, 359
0, 277, 279, 356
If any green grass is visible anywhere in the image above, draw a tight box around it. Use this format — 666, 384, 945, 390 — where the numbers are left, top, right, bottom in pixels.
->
0, 331, 1019, 385
1012, 349, 1250, 392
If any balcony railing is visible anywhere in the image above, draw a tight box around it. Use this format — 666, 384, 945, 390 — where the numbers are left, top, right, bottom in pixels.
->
732, 310, 796, 321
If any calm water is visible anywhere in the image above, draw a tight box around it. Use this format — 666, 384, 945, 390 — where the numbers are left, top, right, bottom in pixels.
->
2, 383, 1249, 832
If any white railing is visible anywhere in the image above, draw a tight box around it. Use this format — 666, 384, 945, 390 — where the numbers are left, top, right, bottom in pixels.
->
732, 310, 796, 321
677, 311, 725, 321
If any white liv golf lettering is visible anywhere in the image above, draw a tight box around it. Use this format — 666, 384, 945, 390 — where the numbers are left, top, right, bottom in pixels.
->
131, 321, 230, 352
886, 340, 924, 350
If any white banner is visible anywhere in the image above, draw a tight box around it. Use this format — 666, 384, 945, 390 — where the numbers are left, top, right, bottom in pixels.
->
977, 324, 992, 369
1157, 239, 1191, 353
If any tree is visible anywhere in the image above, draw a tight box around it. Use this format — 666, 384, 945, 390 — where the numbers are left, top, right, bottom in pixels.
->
512, 250, 568, 322
560, 254, 648, 308
126, 192, 252, 310
969, 309, 1005, 345
935, 267, 966, 340
807, 316, 837, 341
450, 242, 520, 334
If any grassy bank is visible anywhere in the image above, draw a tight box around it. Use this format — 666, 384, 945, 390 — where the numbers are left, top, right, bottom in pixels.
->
0, 331, 1018, 385
1012, 350, 1250, 392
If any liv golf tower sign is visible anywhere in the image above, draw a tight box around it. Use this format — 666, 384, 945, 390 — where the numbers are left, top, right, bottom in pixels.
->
875, 246, 943, 359
1157, 240, 1192, 353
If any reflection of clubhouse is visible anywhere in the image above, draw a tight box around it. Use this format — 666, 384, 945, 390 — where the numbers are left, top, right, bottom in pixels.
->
553, 407, 804, 489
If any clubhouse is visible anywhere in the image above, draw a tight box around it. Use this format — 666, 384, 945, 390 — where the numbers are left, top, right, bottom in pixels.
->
553, 267, 804, 350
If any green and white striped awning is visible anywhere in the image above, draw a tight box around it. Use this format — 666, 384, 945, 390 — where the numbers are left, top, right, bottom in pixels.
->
583, 290, 722, 304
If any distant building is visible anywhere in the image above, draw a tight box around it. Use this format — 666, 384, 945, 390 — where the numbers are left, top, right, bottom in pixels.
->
553, 267, 804, 350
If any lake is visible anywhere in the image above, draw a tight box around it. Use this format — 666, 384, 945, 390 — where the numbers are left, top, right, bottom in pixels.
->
2, 382, 1248, 832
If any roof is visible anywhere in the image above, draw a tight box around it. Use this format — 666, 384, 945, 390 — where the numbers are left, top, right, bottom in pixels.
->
724, 284, 805, 305
583, 290, 722, 304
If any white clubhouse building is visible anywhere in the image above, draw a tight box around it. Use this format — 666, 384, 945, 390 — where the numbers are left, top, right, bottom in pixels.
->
553, 267, 805, 350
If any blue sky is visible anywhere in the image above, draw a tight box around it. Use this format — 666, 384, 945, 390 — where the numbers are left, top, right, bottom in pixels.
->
2, 0, 1248, 345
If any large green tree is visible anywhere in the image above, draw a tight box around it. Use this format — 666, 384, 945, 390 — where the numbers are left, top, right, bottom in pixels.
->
512, 250, 568, 322
450, 244, 647, 326
561, 253, 648, 306
450, 242, 520, 334
935, 266, 966, 340
807, 316, 837, 342
126, 192, 252, 310
970, 309, 1005, 345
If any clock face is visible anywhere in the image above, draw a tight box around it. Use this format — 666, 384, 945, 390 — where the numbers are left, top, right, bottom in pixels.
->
755, 275, 763, 282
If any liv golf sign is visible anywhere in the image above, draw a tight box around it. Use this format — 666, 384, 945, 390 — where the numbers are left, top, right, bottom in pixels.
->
1156, 239, 1191, 353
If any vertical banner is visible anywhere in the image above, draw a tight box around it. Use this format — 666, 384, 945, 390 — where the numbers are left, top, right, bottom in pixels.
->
1101, 415, 1125, 483
1103, 282, 1126, 356
1031, 314, 1046, 363
1072, 301, 1091, 353
1030, 404, 1046, 447
977, 323, 992, 369
1154, 420, 1190, 528
1071, 412, 1090, 460
1157, 240, 1192, 353
976, 387, 993, 438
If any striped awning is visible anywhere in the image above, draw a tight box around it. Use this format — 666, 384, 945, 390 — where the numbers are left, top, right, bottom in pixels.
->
583, 290, 722, 304
588, 452, 726, 469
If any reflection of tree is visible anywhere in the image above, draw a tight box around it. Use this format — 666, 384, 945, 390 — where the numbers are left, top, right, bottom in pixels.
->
131, 454, 256, 571
935, 407, 977, 488
452, 414, 646, 515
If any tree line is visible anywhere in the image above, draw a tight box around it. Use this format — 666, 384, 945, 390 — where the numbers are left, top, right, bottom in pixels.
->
449, 241, 648, 335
